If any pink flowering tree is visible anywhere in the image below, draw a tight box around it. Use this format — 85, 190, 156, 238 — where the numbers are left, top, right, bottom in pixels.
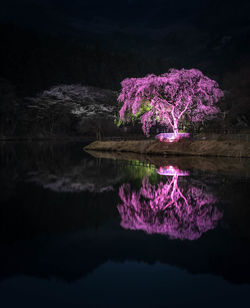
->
117, 171, 222, 240
118, 68, 224, 136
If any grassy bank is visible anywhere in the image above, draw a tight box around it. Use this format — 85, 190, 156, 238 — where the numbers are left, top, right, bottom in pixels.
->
84, 139, 250, 158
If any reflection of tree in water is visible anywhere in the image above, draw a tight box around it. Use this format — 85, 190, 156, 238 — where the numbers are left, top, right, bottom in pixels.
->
0, 142, 124, 198
28, 161, 122, 193
118, 169, 222, 240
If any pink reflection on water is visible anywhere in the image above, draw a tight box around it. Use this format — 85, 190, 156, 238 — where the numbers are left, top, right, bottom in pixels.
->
157, 165, 189, 176
155, 133, 190, 143
117, 172, 222, 240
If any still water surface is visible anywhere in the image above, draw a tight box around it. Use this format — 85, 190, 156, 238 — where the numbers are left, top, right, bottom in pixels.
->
0, 142, 250, 307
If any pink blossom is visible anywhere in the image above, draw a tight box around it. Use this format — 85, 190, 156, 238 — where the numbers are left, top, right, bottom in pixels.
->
118, 68, 224, 136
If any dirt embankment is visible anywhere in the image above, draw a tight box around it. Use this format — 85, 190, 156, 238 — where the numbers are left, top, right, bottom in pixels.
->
84, 139, 250, 158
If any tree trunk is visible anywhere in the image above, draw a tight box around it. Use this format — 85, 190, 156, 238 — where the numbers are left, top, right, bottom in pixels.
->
173, 119, 179, 136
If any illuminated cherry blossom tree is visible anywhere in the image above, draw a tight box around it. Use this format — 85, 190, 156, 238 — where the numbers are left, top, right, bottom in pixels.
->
117, 168, 222, 240
118, 68, 224, 136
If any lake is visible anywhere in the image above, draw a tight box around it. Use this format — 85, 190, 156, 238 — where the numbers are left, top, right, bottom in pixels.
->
0, 141, 250, 308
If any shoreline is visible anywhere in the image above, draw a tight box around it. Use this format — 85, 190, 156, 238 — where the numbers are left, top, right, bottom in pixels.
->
0, 136, 95, 143
84, 139, 250, 158
85, 149, 250, 177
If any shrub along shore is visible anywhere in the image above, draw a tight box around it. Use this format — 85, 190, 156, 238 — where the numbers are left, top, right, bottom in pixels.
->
84, 139, 250, 158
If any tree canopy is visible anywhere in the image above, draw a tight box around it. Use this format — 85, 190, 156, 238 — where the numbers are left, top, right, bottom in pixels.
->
118, 68, 224, 136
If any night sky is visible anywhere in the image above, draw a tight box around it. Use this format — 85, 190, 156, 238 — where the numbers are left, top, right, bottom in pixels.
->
1, 0, 250, 40
1, 0, 250, 105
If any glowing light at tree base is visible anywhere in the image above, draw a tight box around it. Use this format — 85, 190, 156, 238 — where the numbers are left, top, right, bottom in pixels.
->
155, 132, 190, 143
157, 165, 189, 176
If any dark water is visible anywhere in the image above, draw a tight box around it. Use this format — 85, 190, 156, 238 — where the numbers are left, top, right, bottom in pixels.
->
0, 142, 250, 308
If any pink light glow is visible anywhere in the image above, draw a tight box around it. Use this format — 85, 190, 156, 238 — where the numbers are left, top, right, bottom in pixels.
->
157, 165, 189, 176
117, 174, 222, 240
155, 132, 190, 143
